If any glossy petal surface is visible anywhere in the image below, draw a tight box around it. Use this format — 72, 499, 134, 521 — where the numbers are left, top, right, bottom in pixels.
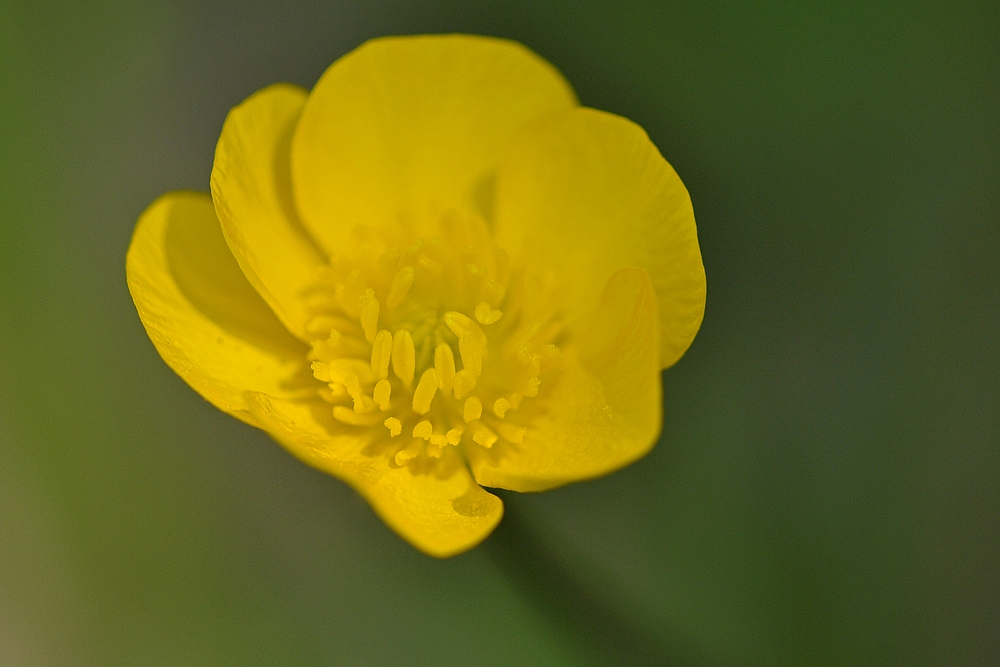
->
469, 268, 662, 492
248, 392, 503, 557
126, 192, 307, 426
211, 83, 326, 341
291, 34, 577, 253
494, 107, 706, 368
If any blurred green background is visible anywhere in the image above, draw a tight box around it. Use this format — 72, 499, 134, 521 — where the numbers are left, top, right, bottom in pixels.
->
2, 1, 997, 665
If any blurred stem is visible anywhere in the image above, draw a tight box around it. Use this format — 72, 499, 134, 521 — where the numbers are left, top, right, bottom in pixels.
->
484, 491, 700, 667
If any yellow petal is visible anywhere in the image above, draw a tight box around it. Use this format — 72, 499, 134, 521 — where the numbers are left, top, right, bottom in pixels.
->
246, 392, 503, 557
126, 192, 307, 426
291, 34, 577, 253
211, 83, 326, 341
494, 107, 706, 368
468, 268, 662, 492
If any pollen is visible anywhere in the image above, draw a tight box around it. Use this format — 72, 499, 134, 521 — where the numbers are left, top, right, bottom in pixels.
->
299, 209, 563, 468
384, 417, 402, 437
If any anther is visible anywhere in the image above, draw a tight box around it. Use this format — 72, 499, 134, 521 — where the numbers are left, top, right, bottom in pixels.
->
463, 396, 483, 422
475, 302, 502, 325
357, 289, 380, 343
434, 344, 456, 393
429, 434, 448, 447
411, 368, 440, 414
493, 397, 510, 418
473, 426, 498, 449
370, 330, 392, 379
373, 379, 392, 411
386, 266, 415, 309
445, 427, 464, 445
525, 377, 541, 397
384, 417, 402, 437
391, 329, 415, 386
459, 330, 483, 377
453, 369, 477, 400
444, 311, 487, 345
412, 420, 433, 440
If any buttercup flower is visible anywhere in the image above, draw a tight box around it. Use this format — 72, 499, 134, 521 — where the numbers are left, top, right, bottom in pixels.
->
127, 35, 705, 556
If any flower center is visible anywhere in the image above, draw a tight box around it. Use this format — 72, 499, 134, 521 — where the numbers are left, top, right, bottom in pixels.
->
302, 209, 563, 468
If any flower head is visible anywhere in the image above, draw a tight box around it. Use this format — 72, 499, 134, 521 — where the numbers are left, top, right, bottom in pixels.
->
126, 35, 705, 556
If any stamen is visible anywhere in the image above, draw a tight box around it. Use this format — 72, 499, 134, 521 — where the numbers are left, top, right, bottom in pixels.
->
411, 368, 440, 414
379, 245, 401, 269
370, 330, 392, 378
459, 330, 483, 377
473, 426, 498, 449
412, 420, 433, 440
357, 289, 380, 343
386, 266, 415, 309
497, 423, 526, 444
475, 302, 502, 325
444, 311, 487, 345
484, 278, 505, 304
384, 416, 402, 437
391, 329, 415, 386
493, 397, 510, 418
319, 384, 351, 405
429, 433, 448, 447
463, 396, 482, 422
394, 440, 420, 465
445, 427, 464, 445
373, 379, 391, 411
312, 359, 374, 384
434, 344, 456, 393
453, 369, 477, 400
335, 271, 365, 315
306, 315, 346, 338
344, 373, 375, 413
333, 406, 383, 426
509, 392, 523, 409
525, 377, 540, 397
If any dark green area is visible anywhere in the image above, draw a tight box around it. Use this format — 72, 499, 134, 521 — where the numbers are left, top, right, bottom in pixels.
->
2, 1, 997, 665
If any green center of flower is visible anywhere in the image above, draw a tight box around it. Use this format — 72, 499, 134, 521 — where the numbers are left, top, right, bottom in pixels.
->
302, 209, 563, 467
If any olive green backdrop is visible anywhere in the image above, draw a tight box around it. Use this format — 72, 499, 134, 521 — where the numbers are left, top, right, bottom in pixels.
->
1, 1, 997, 665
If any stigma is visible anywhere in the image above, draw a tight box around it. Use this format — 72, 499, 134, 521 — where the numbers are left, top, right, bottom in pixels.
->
301, 209, 562, 468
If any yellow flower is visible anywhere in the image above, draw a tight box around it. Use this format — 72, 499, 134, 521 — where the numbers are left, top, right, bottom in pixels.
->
126, 35, 705, 557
